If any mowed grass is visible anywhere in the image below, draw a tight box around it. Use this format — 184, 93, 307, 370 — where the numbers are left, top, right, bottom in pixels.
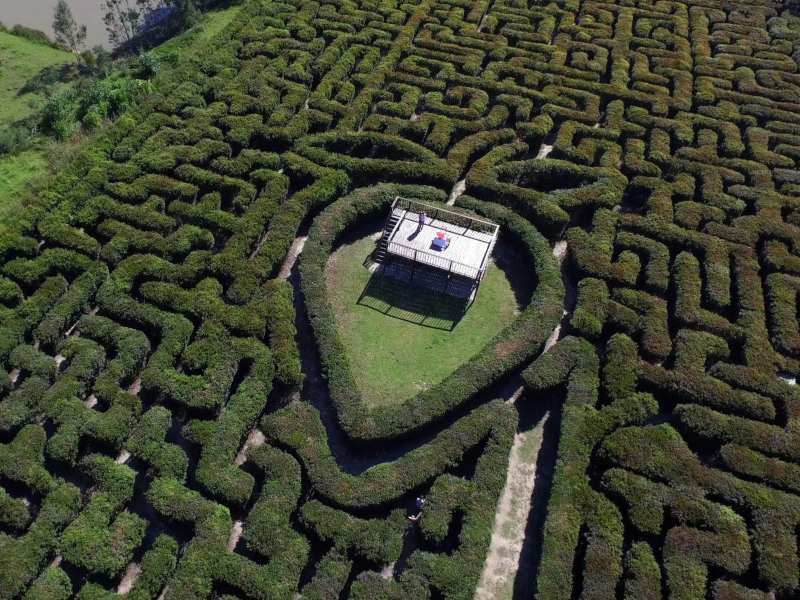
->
325, 234, 519, 408
0, 149, 47, 229
0, 33, 71, 229
0, 31, 72, 124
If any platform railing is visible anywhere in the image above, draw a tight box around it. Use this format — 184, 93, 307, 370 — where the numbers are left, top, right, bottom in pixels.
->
391, 196, 499, 237
386, 240, 482, 279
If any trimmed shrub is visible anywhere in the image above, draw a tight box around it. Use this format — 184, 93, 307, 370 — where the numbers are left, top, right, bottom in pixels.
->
0, 482, 81, 598
262, 278, 302, 387
263, 399, 514, 509
299, 549, 352, 600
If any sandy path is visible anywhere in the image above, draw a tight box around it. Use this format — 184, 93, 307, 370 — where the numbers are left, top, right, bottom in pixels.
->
535, 143, 554, 159
474, 412, 549, 600
278, 236, 308, 279
447, 179, 466, 205
227, 520, 244, 552
234, 428, 265, 466
542, 241, 569, 353
117, 562, 141, 594
128, 376, 142, 395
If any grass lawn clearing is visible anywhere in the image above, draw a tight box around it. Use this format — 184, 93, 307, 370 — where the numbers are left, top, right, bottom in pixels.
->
0, 31, 72, 125
325, 232, 520, 408
0, 148, 47, 229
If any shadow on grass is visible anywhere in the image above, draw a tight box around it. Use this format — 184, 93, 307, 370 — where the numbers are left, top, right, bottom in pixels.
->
356, 273, 468, 331
18, 62, 81, 96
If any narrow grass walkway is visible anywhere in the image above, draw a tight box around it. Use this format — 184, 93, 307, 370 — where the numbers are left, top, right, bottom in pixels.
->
152, 4, 244, 60
325, 233, 519, 408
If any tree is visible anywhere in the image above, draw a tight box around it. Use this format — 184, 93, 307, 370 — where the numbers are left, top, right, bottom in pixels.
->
52, 0, 87, 54
102, 0, 163, 49
103, 0, 198, 51
41, 89, 77, 140
80, 45, 113, 76
172, 0, 200, 29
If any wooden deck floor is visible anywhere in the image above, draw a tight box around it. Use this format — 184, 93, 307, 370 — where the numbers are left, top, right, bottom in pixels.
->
386, 209, 494, 278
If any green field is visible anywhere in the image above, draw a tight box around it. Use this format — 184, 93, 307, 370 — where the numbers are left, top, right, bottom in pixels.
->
0, 149, 47, 220
0, 32, 72, 229
325, 234, 519, 408
0, 31, 72, 125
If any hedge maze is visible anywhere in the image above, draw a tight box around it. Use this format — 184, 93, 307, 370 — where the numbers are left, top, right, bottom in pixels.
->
1, 0, 799, 597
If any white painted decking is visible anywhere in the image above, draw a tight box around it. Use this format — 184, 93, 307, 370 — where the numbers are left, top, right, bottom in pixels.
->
386, 209, 494, 279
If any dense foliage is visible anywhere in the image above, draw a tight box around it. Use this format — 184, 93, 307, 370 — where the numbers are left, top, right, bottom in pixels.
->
0, 0, 799, 597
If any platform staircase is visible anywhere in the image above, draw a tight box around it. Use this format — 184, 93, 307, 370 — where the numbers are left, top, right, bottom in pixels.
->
374, 209, 403, 263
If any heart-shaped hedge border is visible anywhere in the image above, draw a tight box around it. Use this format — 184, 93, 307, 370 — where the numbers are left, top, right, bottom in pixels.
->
299, 183, 564, 443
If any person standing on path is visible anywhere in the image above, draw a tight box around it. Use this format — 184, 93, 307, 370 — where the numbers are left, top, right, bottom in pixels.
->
408, 496, 425, 522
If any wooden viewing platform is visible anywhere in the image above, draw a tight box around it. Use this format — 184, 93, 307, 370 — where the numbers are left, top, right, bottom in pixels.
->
375, 197, 500, 300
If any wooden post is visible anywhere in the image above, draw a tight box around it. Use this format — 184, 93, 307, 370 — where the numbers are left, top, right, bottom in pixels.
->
472, 273, 482, 305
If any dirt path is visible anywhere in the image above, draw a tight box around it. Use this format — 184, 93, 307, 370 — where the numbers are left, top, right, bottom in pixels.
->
278, 235, 308, 279
117, 562, 141, 594
535, 143, 554, 159
234, 428, 265, 466
227, 520, 244, 552
447, 179, 466, 205
474, 411, 550, 600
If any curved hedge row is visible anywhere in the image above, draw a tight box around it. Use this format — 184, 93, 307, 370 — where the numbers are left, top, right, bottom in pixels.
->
299, 184, 563, 442
263, 398, 514, 509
